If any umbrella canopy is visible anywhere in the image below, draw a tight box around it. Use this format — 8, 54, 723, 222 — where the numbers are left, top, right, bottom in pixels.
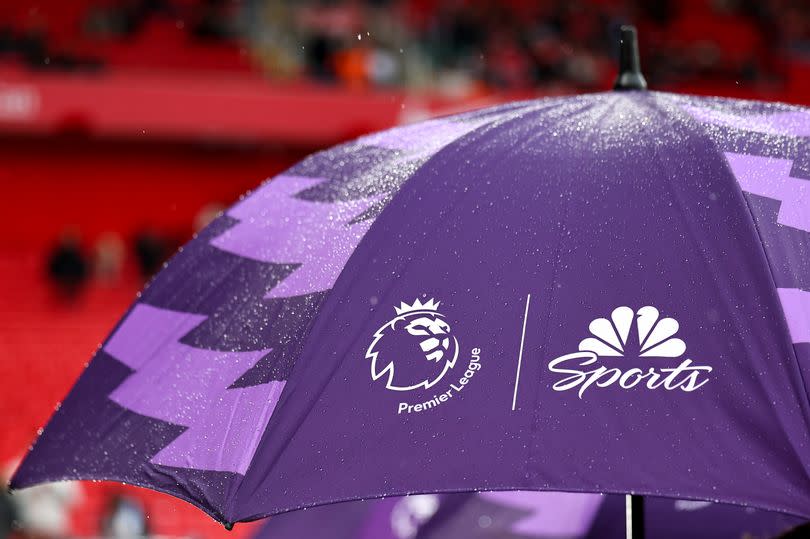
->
251, 492, 805, 539
11, 89, 810, 525
252, 491, 603, 539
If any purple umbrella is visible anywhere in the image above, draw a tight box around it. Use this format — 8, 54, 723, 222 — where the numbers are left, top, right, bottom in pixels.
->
250, 492, 805, 539
10, 26, 810, 536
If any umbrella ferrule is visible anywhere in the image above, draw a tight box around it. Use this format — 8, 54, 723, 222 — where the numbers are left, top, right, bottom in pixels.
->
613, 25, 648, 91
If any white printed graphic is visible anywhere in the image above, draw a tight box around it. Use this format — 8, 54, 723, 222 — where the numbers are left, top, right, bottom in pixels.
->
578, 306, 686, 358
367, 298, 459, 392
548, 305, 711, 398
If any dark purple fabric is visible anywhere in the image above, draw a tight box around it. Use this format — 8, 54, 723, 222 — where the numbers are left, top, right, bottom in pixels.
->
587, 496, 805, 539
251, 492, 805, 539
12, 92, 810, 524
253, 492, 599, 539
251, 499, 374, 539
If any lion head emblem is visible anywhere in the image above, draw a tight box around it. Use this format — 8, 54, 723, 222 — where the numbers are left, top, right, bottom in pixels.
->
366, 298, 459, 391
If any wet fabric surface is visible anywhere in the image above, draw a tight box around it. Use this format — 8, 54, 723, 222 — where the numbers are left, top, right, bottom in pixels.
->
13, 92, 810, 524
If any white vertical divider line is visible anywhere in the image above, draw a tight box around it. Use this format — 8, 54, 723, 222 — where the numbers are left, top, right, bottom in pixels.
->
512, 293, 531, 411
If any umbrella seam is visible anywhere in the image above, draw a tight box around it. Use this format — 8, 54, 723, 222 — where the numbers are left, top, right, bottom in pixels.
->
677, 94, 810, 489
227, 96, 594, 522
224, 100, 554, 520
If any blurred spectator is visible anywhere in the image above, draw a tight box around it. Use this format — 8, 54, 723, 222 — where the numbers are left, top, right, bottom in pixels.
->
16, 29, 48, 69
101, 494, 149, 539
777, 522, 810, 538
2, 0, 810, 93
191, 0, 236, 41
305, 33, 338, 81
193, 202, 226, 232
6, 469, 82, 539
84, 6, 138, 38
133, 229, 172, 279
94, 232, 126, 284
0, 471, 16, 539
46, 230, 90, 300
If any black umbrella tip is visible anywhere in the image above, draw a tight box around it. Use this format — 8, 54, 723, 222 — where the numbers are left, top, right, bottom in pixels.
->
223, 521, 235, 531
613, 25, 648, 91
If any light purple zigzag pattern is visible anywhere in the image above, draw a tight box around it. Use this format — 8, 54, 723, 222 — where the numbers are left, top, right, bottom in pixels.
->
209, 118, 491, 299
724, 153, 810, 233
210, 175, 382, 298
778, 288, 810, 344
358, 117, 489, 159
105, 303, 285, 474
477, 491, 603, 536
684, 104, 810, 138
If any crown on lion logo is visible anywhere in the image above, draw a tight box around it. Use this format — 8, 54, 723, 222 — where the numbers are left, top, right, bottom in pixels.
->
394, 298, 441, 315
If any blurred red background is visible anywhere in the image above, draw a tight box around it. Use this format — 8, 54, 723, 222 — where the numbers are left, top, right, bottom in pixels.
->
1, 0, 809, 537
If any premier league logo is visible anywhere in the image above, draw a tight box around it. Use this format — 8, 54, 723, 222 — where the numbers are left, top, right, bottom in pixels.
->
366, 298, 459, 392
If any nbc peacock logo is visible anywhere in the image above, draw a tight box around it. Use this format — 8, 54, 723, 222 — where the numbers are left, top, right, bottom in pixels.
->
548, 305, 712, 399
578, 306, 686, 358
